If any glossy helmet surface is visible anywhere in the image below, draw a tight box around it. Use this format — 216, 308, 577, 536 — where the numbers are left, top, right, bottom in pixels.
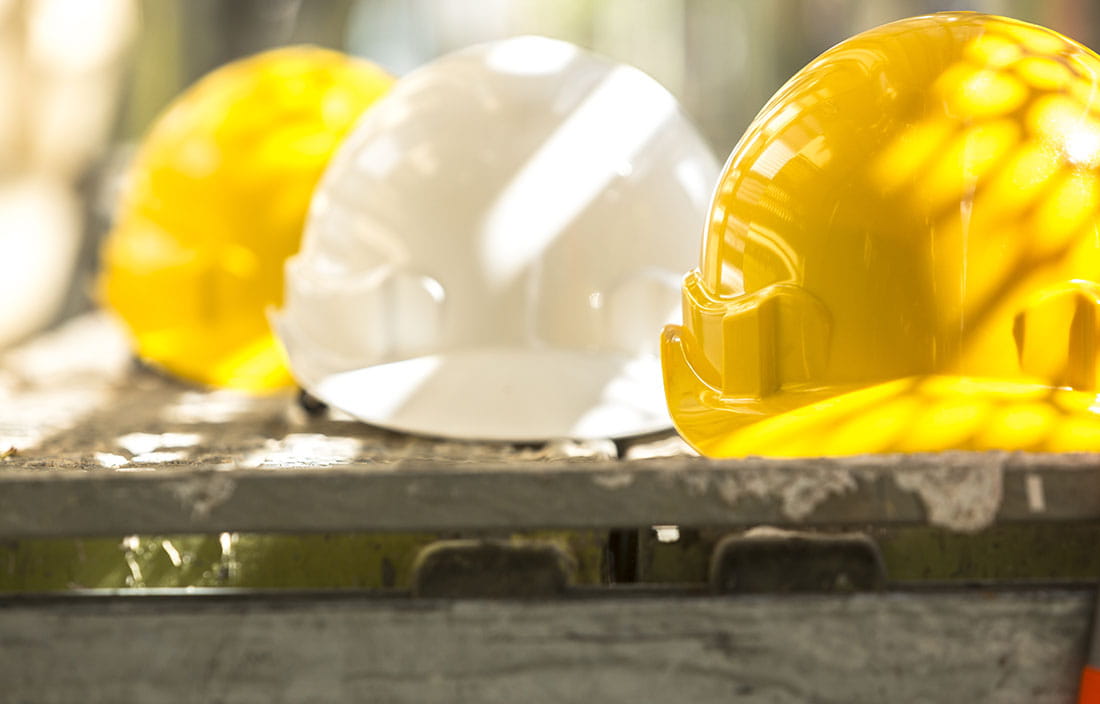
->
276, 37, 719, 440
101, 47, 392, 390
663, 13, 1100, 457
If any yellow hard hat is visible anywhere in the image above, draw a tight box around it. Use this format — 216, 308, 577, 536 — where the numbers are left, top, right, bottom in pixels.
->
662, 12, 1100, 457
100, 47, 392, 391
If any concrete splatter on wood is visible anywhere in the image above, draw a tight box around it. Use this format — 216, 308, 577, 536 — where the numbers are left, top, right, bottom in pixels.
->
895, 453, 1005, 532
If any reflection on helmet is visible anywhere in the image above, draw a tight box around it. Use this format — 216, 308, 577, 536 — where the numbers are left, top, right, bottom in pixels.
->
101, 47, 393, 391
662, 12, 1100, 457
276, 37, 719, 441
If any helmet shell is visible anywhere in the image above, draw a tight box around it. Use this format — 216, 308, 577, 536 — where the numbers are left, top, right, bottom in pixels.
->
276, 36, 719, 440
101, 47, 393, 390
663, 13, 1100, 456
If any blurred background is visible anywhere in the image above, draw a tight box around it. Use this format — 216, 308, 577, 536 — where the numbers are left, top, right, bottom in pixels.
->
0, 0, 1096, 349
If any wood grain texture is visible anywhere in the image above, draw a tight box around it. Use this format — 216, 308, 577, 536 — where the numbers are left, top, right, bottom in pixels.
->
0, 590, 1090, 703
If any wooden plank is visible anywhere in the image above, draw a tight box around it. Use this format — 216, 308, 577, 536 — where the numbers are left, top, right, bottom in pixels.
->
1, 453, 1099, 537
0, 589, 1090, 703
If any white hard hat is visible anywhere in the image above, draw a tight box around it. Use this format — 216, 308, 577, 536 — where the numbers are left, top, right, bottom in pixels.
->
274, 36, 719, 441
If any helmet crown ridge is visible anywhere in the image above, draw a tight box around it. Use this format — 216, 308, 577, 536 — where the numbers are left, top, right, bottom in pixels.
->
664, 13, 1100, 457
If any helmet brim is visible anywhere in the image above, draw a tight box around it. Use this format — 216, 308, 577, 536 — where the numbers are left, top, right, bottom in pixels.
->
662, 325, 1100, 457
279, 314, 672, 441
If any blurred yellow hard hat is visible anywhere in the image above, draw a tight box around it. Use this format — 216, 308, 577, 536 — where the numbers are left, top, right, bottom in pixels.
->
662, 12, 1100, 457
100, 46, 392, 391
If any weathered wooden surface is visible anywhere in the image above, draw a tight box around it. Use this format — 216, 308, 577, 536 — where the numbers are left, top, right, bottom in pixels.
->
0, 590, 1090, 703
0, 314, 622, 469
4, 452, 1100, 537
1, 315, 1098, 538
0, 314, 1097, 702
